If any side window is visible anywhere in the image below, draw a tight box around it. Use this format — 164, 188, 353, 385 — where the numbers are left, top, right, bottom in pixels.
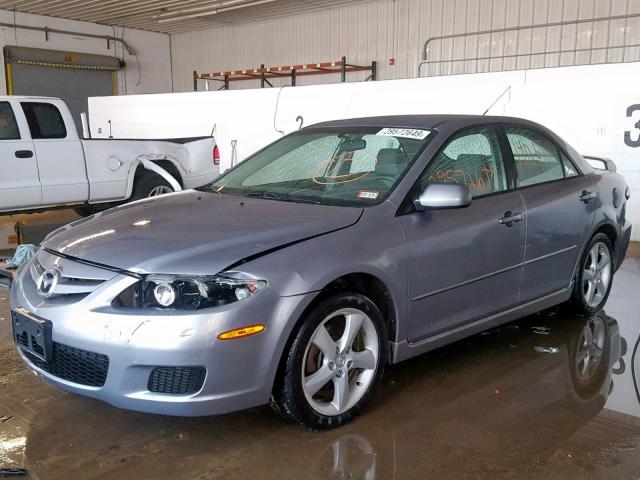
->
20, 102, 67, 139
561, 152, 579, 177
0, 102, 20, 140
505, 127, 564, 186
421, 127, 507, 198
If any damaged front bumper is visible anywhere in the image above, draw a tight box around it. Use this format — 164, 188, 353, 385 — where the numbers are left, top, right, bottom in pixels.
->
9, 252, 314, 416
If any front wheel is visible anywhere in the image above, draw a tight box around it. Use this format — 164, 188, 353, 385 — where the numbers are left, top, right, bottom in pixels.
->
570, 233, 614, 315
271, 293, 388, 430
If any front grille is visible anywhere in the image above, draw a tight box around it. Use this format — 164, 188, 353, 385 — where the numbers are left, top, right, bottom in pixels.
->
29, 250, 113, 299
23, 343, 109, 387
148, 367, 206, 395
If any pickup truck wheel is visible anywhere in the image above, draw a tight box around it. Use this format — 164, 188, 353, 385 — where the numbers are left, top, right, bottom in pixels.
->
271, 292, 388, 430
73, 204, 111, 217
73, 206, 96, 217
132, 172, 174, 200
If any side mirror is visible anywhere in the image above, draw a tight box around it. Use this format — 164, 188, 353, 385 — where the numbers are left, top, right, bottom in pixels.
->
414, 183, 472, 211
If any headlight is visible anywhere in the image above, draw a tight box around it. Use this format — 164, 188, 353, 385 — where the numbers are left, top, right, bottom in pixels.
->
114, 274, 267, 310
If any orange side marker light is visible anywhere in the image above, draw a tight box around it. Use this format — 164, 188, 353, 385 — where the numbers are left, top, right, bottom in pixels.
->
217, 324, 266, 340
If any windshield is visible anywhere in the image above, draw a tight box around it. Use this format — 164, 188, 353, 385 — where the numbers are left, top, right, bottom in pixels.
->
206, 126, 433, 207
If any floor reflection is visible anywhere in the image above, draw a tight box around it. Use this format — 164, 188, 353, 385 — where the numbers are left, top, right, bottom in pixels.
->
16, 311, 630, 479
0, 256, 639, 479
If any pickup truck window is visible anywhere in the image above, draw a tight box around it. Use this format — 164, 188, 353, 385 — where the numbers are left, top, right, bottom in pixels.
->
21, 102, 67, 139
0, 102, 20, 140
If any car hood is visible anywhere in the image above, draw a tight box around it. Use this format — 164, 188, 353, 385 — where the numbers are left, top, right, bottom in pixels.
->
43, 190, 363, 275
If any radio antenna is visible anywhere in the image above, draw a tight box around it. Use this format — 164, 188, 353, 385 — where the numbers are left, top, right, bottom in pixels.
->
482, 85, 511, 116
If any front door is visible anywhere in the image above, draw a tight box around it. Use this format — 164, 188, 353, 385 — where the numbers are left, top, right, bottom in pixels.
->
503, 126, 596, 302
397, 126, 526, 343
0, 100, 40, 210
20, 101, 87, 206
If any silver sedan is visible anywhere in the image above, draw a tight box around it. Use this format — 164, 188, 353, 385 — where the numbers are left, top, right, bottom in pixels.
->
10, 115, 632, 429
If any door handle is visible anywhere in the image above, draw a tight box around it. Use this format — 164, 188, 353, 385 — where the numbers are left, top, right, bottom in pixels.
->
579, 190, 597, 203
15, 150, 33, 158
499, 211, 524, 227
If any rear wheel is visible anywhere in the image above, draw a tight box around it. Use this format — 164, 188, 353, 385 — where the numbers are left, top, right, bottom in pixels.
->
570, 233, 614, 314
271, 293, 388, 430
131, 172, 175, 200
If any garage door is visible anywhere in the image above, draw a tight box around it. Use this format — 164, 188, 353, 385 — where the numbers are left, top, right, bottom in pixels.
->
4, 46, 120, 134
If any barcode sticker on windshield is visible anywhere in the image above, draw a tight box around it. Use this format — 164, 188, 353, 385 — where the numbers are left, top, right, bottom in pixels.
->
357, 190, 379, 200
377, 128, 430, 140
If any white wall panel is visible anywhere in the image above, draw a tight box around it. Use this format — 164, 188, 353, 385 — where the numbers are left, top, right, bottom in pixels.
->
0, 9, 171, 96
171, 0, 640, 92
89, 61, 640, 240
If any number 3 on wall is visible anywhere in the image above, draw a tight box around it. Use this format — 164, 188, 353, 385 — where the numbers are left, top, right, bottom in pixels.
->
625, 104, 640, 148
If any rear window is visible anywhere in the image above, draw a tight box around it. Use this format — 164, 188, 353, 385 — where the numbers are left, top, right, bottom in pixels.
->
21, 102, 67, 139
0, 102, 20, 140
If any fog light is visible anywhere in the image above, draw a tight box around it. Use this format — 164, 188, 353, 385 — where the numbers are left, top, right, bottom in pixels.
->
154, 283, 176, 307
217, 324, 266, 340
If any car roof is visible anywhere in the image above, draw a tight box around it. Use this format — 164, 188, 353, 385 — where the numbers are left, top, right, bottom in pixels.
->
307, 114, 543, 130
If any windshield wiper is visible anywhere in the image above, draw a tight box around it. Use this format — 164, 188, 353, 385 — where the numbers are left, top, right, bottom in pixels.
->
244, 191, 290, 201
196, 184, 222, 194
244, 191, 323, 205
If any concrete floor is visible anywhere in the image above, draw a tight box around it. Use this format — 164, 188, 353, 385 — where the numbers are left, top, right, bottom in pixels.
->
0, 224, 639, 478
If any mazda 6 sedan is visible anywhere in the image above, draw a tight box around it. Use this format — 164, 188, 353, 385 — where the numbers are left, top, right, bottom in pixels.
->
10, 115, 632, 429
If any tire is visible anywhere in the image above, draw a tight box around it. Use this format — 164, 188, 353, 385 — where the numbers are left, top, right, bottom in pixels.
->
131, 172, 175, 201
569, 233, 614, 315
73, 203, 111, 217
568, 313, 610, 399
73, 206, 97, 217
271, 292, 388, 430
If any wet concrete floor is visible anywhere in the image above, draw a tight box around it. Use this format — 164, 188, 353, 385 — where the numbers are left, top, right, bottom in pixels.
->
1, 251, 639, 479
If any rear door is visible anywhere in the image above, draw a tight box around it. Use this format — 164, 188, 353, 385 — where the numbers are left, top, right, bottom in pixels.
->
397, 125, 526, 342
20, 101, 87, 206
0, 100, 40, 210
503, 125, 596, 302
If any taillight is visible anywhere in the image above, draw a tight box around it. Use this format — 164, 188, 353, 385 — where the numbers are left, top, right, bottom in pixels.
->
626, 186, 631, 200
213, 145, 220, 166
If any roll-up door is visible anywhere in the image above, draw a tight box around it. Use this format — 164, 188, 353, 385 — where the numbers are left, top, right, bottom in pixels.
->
4, 46, 121, 133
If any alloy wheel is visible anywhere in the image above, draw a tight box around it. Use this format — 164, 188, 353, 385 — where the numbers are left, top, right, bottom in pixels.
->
582, 241, 612, 308
302, 308, 379, 416
148, 185, 173, 197
575, 316, 606, 381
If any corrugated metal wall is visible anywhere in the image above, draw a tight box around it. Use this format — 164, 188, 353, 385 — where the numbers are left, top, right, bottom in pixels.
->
170, 0, 640, 92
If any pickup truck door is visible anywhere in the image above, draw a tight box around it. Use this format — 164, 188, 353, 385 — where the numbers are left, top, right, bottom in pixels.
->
0, 100, 40, 210
20, 101, 88, 206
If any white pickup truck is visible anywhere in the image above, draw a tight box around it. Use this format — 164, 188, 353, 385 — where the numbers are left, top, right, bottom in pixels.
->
0, 96, 219, 216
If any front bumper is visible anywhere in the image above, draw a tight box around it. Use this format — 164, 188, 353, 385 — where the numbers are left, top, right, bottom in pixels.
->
10, 255, 314, 416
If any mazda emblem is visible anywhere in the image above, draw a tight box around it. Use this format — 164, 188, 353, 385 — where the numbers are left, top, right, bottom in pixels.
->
37, 269, 61, 298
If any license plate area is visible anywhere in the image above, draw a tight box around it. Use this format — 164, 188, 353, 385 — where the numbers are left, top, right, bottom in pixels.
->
11, 309, 52, 362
